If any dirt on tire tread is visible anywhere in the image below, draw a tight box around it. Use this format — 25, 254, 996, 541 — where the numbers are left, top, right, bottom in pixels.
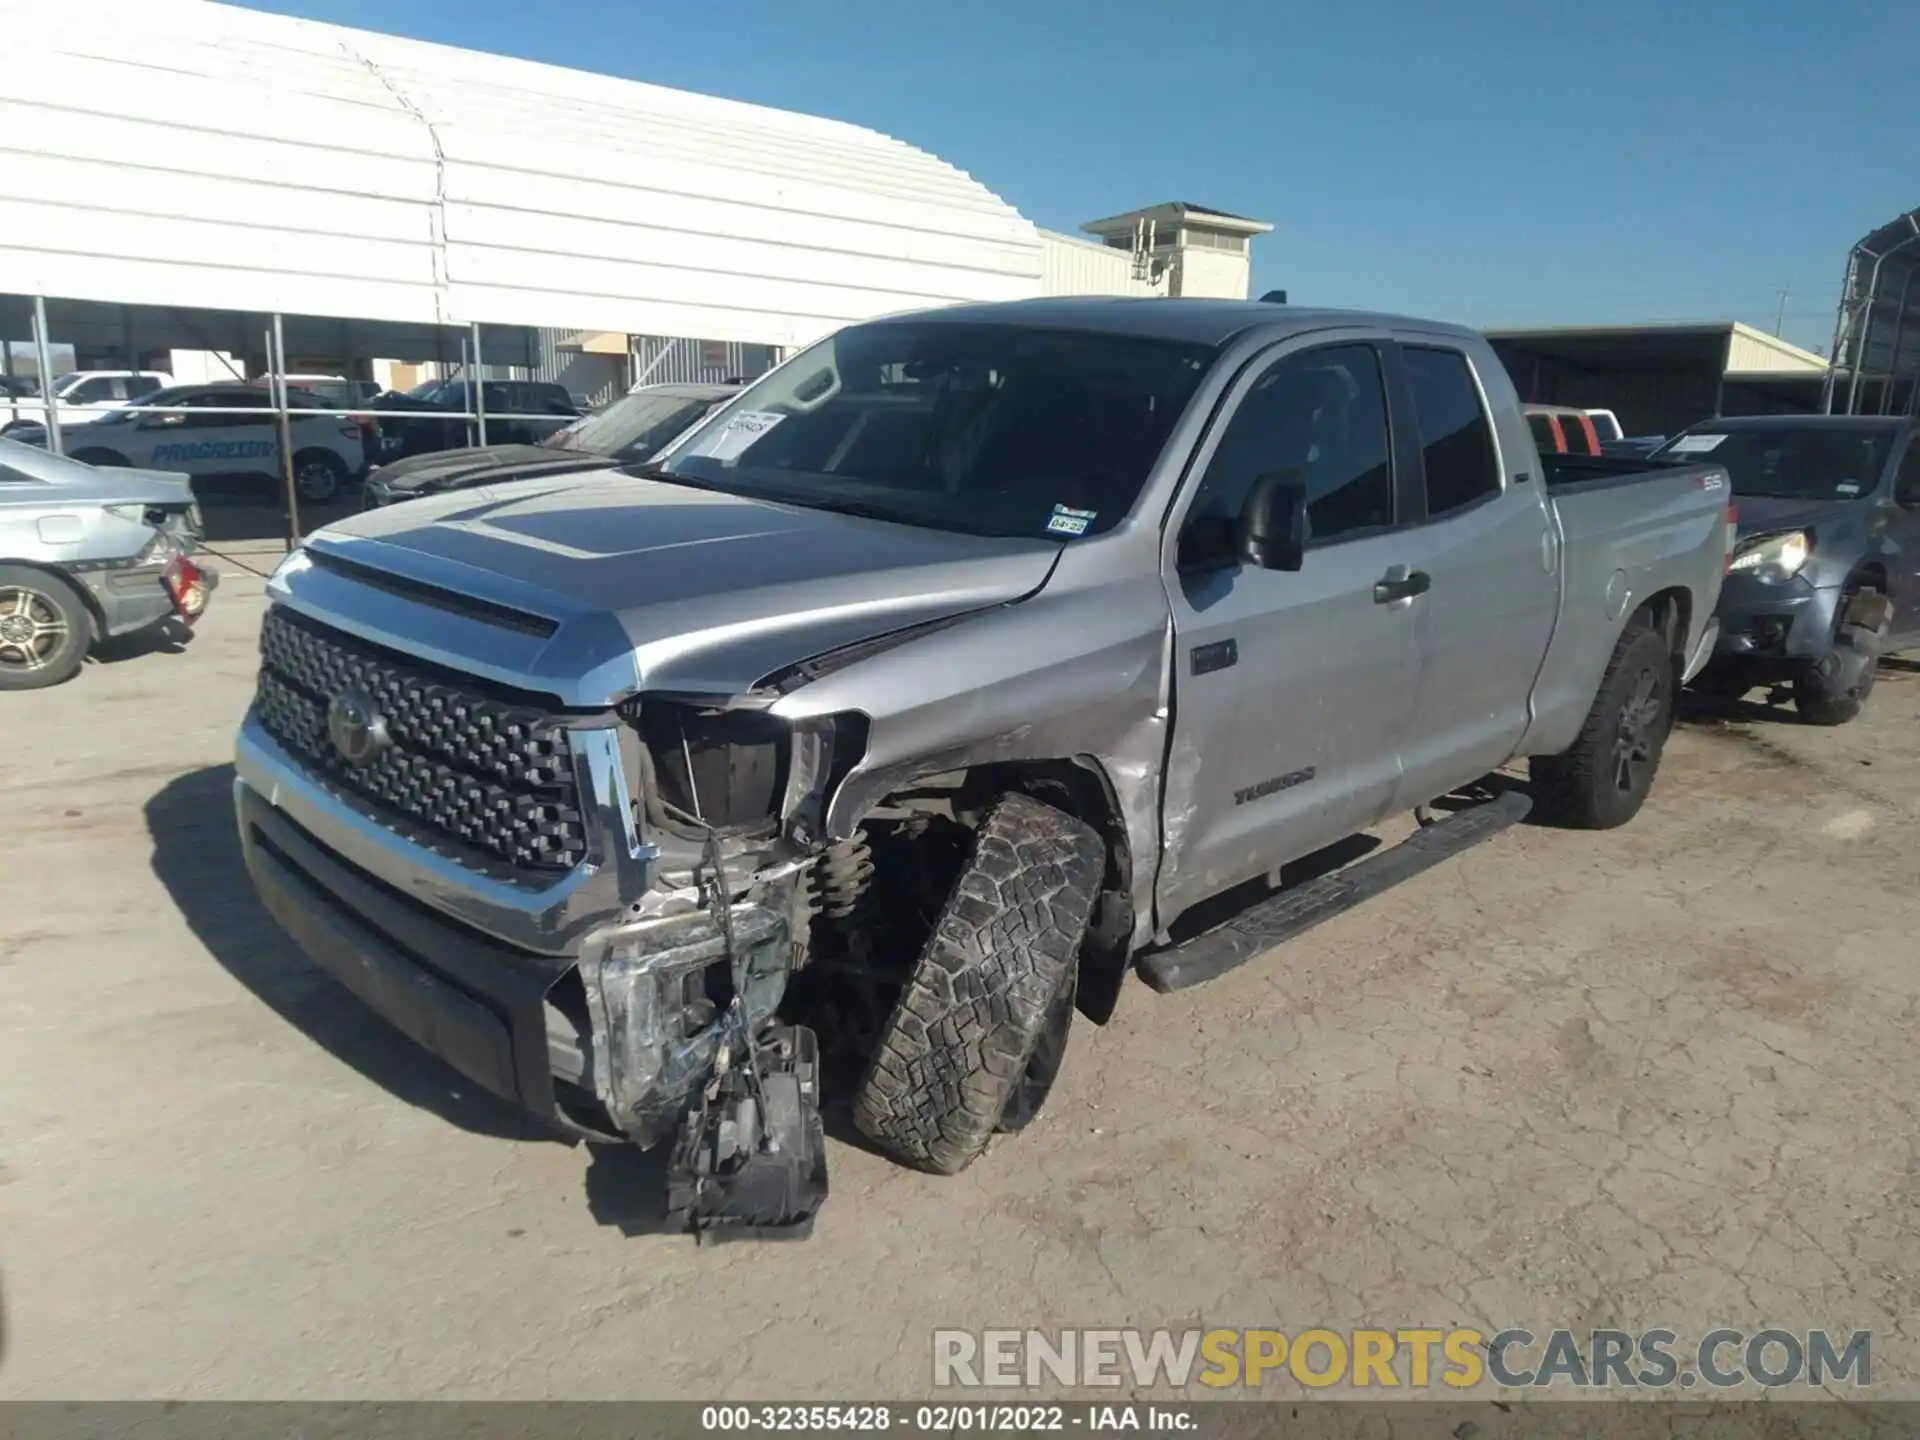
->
851, 792, 1102, 1175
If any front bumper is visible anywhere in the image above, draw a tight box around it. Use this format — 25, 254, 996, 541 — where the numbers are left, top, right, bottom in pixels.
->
236, 782, 595, 1131
1709, 573, 1843, 669
233, 713, 800, 1147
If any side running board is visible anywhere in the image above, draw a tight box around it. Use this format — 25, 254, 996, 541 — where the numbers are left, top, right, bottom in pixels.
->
1137, 789, 1532, 994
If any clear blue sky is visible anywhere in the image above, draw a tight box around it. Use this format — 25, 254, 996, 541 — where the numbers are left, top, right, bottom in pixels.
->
251, 0, 1918, 354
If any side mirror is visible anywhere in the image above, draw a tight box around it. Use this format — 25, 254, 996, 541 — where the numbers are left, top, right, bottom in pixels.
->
138, 411, 186, 430
1237, 471, 1307, 571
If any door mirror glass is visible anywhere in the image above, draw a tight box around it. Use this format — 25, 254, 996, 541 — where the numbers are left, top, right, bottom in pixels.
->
1237, 472, 1307, 571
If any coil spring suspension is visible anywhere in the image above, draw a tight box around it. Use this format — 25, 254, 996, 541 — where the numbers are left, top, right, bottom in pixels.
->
811, 835, 875, 920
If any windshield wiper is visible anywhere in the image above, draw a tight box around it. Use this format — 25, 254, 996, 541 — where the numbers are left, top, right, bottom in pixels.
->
618, 462, 731, 494
750, 490, 1027, 537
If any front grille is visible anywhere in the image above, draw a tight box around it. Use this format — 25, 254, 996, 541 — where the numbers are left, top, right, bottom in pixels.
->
252, 607, 586, 874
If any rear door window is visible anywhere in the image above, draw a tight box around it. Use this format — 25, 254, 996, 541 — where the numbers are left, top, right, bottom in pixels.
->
1404, 347, 1502, 516
179, 391, 261, 427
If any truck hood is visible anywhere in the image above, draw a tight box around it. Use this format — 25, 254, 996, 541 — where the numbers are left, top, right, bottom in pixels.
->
284, 473, 1063, 705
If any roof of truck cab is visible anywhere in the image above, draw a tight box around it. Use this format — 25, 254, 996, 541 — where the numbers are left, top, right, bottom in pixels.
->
883, 297, 1482, 347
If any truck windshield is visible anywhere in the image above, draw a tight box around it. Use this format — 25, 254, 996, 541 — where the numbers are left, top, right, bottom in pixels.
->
657, 321, 1216, 539
1656, 426, 1896, 501
548, 391, 716, 461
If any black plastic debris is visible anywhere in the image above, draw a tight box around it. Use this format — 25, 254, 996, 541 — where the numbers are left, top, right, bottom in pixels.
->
665, 1024, 829, 1243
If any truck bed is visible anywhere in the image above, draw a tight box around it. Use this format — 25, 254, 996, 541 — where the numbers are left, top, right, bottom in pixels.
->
1541, 451, 1689, 489
1522, 455, 1733, 758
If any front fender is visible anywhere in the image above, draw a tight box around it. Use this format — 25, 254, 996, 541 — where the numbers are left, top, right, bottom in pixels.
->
771, 567, 1174, 952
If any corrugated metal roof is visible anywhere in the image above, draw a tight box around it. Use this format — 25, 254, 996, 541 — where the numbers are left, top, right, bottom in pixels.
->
0, 0, 1042, 346
1487, 321, 1826, 376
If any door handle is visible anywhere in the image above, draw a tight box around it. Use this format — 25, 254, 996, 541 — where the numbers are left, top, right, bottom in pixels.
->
1373, 570, 1432, 604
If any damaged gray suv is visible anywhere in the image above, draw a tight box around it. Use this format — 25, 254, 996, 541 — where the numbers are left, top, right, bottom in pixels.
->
234, 299, 1734, 1236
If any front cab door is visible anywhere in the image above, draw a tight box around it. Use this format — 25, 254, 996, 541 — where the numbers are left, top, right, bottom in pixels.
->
1158, 336, 1426, 926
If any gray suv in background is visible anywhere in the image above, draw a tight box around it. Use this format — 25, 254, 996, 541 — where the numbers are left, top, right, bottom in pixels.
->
1666, 416, 1920, 724
233, 299, 1733, 1235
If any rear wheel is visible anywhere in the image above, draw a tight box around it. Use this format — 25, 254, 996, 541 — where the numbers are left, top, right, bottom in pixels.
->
68, 449, 127, 468
0, 565, 92, 691
1530, 621, 1674, 829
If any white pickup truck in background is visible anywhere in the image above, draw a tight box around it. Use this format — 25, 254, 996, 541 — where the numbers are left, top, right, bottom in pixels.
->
1, 369, 173, 434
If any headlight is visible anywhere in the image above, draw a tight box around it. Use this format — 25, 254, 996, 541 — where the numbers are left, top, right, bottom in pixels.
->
1728, 530, 1810, 582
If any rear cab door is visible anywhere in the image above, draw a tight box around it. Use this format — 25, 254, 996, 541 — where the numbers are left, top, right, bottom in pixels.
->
1388, 337, 1560, 810
1157, 327, 1427, 922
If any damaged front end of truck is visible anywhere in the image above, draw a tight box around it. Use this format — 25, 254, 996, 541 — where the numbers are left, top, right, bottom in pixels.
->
239, 463, 1166, 1244
569, 699, 864, 1240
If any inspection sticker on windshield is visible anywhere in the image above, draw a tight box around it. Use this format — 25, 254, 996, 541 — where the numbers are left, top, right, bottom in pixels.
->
1837, 480, 1863, 496
1046, 504, 1096, 537
694, 410, 784, 462
1669, 433, 1728, 454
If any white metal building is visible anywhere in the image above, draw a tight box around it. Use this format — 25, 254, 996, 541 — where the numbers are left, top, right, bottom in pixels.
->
0, 0, 1043, 348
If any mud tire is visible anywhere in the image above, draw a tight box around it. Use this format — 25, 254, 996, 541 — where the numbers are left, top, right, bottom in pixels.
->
851, 792, 1102, 1174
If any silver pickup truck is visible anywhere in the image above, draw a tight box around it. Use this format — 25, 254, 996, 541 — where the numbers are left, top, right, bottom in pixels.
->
233, 299, 1733, 1236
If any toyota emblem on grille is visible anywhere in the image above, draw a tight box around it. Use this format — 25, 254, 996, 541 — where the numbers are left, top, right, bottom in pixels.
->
326, 689, 390, 767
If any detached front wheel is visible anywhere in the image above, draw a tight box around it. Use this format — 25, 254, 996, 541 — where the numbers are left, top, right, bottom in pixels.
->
1530, 620, 1674, 829
1794, 586, 1885, 726
852, 792, 1103, 1174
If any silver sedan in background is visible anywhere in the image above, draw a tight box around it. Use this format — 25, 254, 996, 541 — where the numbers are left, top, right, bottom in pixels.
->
0, 438, 215, 690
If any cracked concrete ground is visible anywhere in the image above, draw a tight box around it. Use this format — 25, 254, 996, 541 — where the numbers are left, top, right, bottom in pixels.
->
3, 547, 1918, 1401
